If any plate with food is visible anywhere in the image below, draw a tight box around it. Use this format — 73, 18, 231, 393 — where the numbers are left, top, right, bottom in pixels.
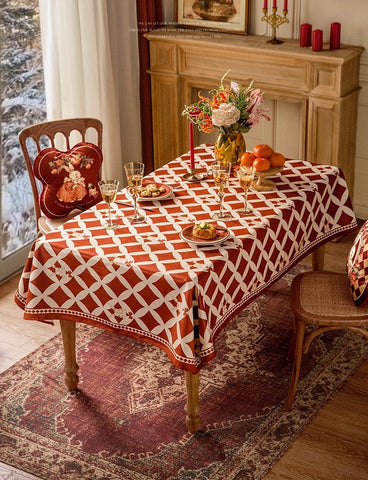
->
180, 222, 230, 245
129, 182, 173, 201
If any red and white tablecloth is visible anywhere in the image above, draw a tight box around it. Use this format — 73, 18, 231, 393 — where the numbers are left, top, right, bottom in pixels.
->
15, 145, 358, 372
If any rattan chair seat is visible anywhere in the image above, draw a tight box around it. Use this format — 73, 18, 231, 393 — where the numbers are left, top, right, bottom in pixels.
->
284, 270, 368, 411
296, 271, 368, 324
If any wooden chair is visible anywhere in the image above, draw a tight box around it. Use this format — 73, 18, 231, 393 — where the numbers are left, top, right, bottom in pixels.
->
284, 270, 368, 410
19, 117, 103, 236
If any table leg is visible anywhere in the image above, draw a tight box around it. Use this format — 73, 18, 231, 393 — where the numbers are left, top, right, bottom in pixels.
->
185, 371, 201, 433
311, 245, 325, 271
59, 320, 79, 391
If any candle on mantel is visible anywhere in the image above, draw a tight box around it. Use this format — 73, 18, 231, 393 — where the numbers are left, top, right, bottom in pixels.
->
283, 0, 288, 11
330, 22, 341, 50
263, 0, 268, 10
272, 0, 277, 8
300, 23, 312, 47
189, 122, 195, 170
312, 29, 323, 52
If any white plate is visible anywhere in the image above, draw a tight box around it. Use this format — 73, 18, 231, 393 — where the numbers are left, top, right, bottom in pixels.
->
180, 225, 230, 245
128, 181, 173, 202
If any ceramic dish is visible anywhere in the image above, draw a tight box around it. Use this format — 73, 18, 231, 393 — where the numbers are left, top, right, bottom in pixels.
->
180, 225, 230, 245
129, 182, 173, 201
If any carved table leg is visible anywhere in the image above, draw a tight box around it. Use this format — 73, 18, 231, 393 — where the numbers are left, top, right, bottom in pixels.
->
185, 371, 201, 433
59, 320, 79, 391
312, 244, 325, 271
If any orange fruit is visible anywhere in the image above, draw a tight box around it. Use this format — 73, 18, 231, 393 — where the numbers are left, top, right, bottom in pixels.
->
240, 151, 256, 166
269, 152, 285, 168
253, 157, 271, 172
253, 144, 273, 158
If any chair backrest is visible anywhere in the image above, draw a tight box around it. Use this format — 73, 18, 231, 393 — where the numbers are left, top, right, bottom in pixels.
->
18, 117, 103, 226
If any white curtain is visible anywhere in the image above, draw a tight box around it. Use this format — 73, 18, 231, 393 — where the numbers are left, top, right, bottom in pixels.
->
38, 0, 142, 185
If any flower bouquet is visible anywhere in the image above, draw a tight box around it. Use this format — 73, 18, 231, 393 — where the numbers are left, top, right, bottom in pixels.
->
182, 71, 270, 167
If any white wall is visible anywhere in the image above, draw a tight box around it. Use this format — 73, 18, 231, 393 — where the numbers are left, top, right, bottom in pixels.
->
163, 0, 368, 218
251, 0, 368, 219
301, 0, 368, 219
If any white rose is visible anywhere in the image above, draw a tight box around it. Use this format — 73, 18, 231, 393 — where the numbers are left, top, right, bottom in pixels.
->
211, 103, 240, 127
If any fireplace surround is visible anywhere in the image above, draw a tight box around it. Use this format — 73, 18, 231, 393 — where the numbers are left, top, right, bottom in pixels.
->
145, 29, 363, 194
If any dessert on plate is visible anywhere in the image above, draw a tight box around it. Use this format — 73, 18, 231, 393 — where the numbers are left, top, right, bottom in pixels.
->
140, 183, 167, 198
192, 222, 217, 240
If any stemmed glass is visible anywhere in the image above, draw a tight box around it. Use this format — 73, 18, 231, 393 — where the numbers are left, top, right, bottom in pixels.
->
98, 180, 119, 229
236, 165, 255, 215
124, 161, 145, 223
211, 160, 232, 221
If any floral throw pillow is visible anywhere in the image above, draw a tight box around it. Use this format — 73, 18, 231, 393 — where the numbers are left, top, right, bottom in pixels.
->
347, 220, 368, 306
33, 142, 103, 219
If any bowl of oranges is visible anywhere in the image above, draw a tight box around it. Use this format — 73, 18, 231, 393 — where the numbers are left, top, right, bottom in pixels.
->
239, 144, 285, 191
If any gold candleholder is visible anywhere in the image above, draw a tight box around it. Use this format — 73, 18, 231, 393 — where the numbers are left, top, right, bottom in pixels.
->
183, 168, 205, 182
261, 7, 289, 45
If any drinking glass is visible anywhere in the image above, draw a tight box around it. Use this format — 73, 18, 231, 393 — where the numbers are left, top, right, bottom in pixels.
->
236, 165, 255, 215
211, 160, 232, 221
98, 179, 119, 229
124, 161, 145, 223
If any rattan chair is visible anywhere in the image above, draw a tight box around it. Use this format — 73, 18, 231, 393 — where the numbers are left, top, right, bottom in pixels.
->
19, 117, 103, 236
284, 270, 368, 410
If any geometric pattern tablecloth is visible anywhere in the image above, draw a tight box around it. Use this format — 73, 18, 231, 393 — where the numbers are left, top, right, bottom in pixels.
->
15, 145, 358, 372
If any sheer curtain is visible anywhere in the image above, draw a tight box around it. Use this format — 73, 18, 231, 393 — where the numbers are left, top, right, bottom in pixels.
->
38, 0, 142, 185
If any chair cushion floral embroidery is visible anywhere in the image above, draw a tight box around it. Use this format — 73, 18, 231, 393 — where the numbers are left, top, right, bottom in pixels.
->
347, 220, 368, 306
33, 142, 103, 219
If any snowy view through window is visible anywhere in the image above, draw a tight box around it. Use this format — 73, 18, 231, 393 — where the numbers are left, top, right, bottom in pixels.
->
1, 0, 46, 258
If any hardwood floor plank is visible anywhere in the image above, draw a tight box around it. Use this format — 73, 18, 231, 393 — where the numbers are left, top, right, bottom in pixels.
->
0, 462, 42, 480
310, 406, 368, 444
0, 274, 57, 374
279, 437, 368, 480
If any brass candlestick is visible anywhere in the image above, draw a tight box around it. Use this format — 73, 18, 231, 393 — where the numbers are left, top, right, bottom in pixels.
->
183, 168, 205, 182
261, 7, 289, 45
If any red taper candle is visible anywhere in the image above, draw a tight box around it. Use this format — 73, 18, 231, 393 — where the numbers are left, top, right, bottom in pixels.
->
263, 0, 268, 10
312, 29, 323, 52
300, 23, 312, 47
273, 0, 277, 8
189, 122, 195, 170
330, 22, 341, 50
283, 0, 288, 10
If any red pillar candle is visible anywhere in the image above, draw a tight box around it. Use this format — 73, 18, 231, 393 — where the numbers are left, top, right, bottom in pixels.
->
330, 22, 341, 50
312, 29, 323, 52
300, 23, 312, 47
189, 122, 195, 170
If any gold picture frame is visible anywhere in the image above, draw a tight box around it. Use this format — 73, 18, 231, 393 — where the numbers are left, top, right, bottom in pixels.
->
176, 0, 249, 35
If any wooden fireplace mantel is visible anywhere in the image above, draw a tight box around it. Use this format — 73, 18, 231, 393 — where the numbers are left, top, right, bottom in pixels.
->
145, 28, 363, 194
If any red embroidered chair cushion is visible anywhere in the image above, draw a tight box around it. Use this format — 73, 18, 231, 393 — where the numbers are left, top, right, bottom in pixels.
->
347, 220, 368, 306
33, 142, 103, 219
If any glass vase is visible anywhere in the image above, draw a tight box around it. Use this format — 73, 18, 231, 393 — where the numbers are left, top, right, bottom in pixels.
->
214, 131, 245, 169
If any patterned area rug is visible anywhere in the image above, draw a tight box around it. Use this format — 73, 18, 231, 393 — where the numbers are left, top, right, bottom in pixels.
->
1, 266, 367, 480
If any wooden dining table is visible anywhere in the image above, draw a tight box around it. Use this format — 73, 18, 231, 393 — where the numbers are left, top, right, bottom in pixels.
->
15, 145, 358, 433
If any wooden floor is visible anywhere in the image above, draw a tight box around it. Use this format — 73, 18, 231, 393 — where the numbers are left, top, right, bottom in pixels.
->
1, 230, 367, 479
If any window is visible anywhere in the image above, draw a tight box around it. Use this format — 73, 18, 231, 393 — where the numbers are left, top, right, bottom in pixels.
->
0, 0, 46, 281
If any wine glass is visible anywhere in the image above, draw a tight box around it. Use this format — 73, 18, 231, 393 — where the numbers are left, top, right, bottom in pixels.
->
98, 180, 119, 229
124, 161, 145, 223
211, 160, 232, 221
236, 165, 255, 215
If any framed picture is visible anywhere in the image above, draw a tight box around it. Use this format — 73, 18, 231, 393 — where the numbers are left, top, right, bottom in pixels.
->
176, 0, 249, 35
